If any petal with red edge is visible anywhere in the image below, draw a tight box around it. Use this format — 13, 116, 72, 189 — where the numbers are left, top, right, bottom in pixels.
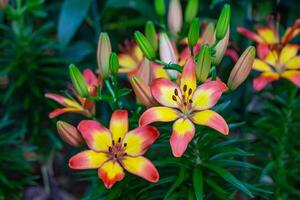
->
253, 59, 273, 72
180, 57, 196, 92
118, 54, 139, 73
78, 120, 112, 152
123, 126, 159, 156
133, 44, 144, 62
110, 110, 128, 142
98, 160, 125, 189
69, 150, 108, 169
83, 69, 98, 87
286, 56, 300, 69
265, 50, 278, 67
45, 93, 82, 109
253, 72, 280, 91
122, 156, 159, 182
279, 45, 299, 64
151, 62, 169, 80
257, 44, 270, 59
49, 108, 84, 118
191, 81, 227, 111
237, 27, 264, 43
139, 106, 181, 126
191, 110, 229, 135
257, 27, 277, 44
282, 70, 300, 87
151, 78, 182, 108
170, 118, 195, 157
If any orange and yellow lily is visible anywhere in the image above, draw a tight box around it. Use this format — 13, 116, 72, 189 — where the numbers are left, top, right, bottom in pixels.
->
69, 110, 159, 189
139, 58, 229, 157
252, 44, 300, 91
45, 69, 101, 118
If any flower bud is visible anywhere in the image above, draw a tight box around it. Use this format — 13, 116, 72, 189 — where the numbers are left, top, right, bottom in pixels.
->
154, 0, 165, 19
212, 27, 229, 65
109, 52, 119, 74
97, 32, 112, 79
216, 4, 231, 41
196, 44, 211, 82
69, 64, 89, 98
130, 76, 157, 107
202, 23, 215, 46
188, 18, 200, 48
145, 21, 158, 51
184, 0, 199, 23
159, 32, 178, 79
227, 46, 256, 90
56, 121, 84, 147
168, 0, 182, 36
134, 31, 156, 61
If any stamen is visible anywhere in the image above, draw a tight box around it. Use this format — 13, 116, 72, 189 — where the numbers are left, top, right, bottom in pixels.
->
118, 137, 121, 143
124, 143, 127, 147
123, 153, 127, 156
188, 88, 192, 95
114, 154, 117, 158
183, 84, 187, 92
189, 99, 193, 104
108, 147, 112, 152
112, 140, 115, 145
174, 88, 178, 96
184, 102, 187, 106
172, 95, 177, 101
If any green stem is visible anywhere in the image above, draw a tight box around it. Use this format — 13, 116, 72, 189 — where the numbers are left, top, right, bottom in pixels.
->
104, 79, 117, 104
210, 66, 217, 80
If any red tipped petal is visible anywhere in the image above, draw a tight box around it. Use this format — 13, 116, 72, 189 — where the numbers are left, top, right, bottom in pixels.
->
109, 110, 128, 142
69, 150, 108, 169
98, 160, 125, 189
282, 70, 300, 87
253, 72, 280, 91
180, 57, 196, 92
237, 27, 264, 43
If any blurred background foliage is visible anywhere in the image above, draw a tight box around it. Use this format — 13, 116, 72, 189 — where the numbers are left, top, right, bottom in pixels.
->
0, 0, 299, 199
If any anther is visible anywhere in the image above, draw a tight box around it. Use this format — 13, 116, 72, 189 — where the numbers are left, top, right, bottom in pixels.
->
184, 102, 187, 106
124, 143, 127, 147
189, 99, 193, 104
123, 153, 127, 156
172, 95, 177, 101
114, 154, 118, 158
183, 84, 187, 92
112, 140, 115, 145
118, 137, 121, 143
188, 88, 192, 95
108, 147, 112, 152
174, 89, 178, 96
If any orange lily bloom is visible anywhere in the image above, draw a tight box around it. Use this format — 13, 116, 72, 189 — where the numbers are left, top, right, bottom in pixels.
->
69, 110, 160, 189
252, 44, 300, 91
139, 58, 229, 157
45, 69, 101, 118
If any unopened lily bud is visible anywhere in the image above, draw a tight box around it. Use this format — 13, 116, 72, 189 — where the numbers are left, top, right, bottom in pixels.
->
188, 18, 200, 48
109, 52, 119, 74
168, 0, 182, 36
159, 32, 178, 79
97, 32, 112, 79
184, 0, 199, 23
145, 21, 158, 51
196, 44, 211, 82
227, 46, 256, 90
212, 27, 229, 65
216, 4, 231, 41
0, 0, 8, 9
154, 0, 165, 19
69, 64, 89, 98
56, 121, 84, 147
130, 76, 157, 107
134, 31, 156, 61
202, 23, 215, 45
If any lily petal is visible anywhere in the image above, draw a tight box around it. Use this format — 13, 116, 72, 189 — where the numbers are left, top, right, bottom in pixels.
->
286, 56, 300, 69
139, 106, 181, 126
83, 69, 98, 87
257, 27, 277, 44
78, 120, 112, 152
280, 45, 299, 64
282, 70, 300, 87
151, 62, 169, 80
122, 156, 159, 182
45, 93, 82, 109
191, 110, 229, 135
265, 50, 278, 67
123, 126, 160, 156
110, 110, 128, 142
170, 118, 195, 157
118, 54, 139, 73
49, 108, 85, 118
192, 81, 227, 111
253, 59, 273, 72
69, 150, 108, 169
253, 72, 280, 91
237, 27, 264, 43
257, 43, 270, 59
151, 78, 182, 108
180, 57, 196, 92
98, 160, 125, 189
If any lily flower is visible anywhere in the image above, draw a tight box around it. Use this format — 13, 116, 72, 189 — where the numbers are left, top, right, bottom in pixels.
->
45, 69, 101, 118
252, 44, 300, 91
237, 18, 300, 59
139, 58, 229, 157
69, 110, 160, 189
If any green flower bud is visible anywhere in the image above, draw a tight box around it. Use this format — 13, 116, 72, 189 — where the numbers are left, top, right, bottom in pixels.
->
69, 64, 89, 98
188, 18, 200, 48
109, 52, 119, 74
216, 4, 231, 41
145, 21, 158, 50
184, 0, 199, 23
134, 31, 156, 61
97, 32, 112, 79
196, 44, 212, 82
154, 0, 165, 18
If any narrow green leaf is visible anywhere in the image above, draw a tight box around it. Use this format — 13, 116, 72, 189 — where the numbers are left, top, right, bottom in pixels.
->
193, 167, 203, 200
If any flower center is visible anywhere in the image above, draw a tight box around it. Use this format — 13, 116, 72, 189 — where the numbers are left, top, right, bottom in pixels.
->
108, 137, 127, 160
172, 84, 193, 114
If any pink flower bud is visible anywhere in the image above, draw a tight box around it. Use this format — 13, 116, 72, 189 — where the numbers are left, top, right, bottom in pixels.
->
168, 0, 182, 36
97, 32, 112, 79
56, 121, 84, 147
212, 26, 230, 65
